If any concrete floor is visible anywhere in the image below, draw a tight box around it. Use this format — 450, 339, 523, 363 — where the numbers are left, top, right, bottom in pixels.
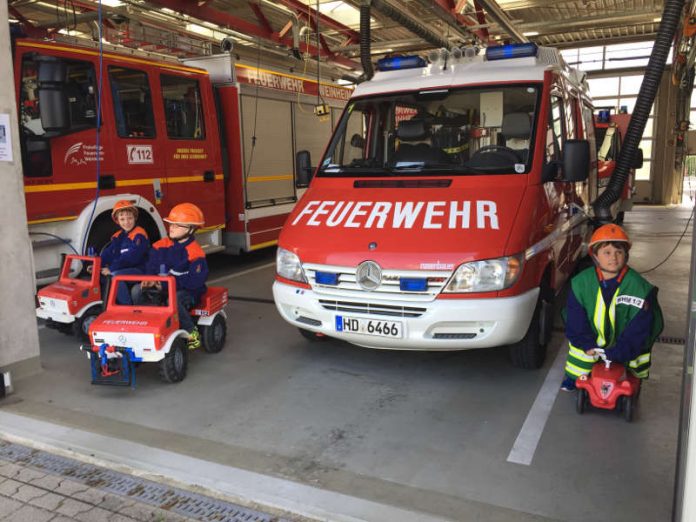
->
0, 205, 691, 522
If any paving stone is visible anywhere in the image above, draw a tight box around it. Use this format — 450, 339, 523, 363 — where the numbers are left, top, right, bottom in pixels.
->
14, 484, 47, 503
72, 488, 105, 506
50, 517, 78, 522
0, 463, 21, 480
74, 506, 114, 522
0, 496, 23, 518
55, 498, 92, 518
15, 467, 47, 483
54, 480, 89, 497
107, 514, 137, 522
119, 503, 174, 521
29, 492, 65, 511
0, 479, 21, 497
3, 504, 54, 522
98, 493, 135, 513
29, 475, 63, 491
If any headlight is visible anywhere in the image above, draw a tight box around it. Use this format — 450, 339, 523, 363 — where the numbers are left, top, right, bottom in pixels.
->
276, 247, 307, 283
442, 255, 523, 293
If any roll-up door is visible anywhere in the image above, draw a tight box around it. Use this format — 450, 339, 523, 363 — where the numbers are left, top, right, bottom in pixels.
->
241, 95, 294, 207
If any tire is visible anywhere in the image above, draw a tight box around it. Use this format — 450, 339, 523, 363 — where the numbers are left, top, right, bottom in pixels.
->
201, 315, 227, 353
86, 214, 116, 256
73, 306, 101, 341
298, 328, 327, 342
576, 389, 588, 414
509, 295, 548, 369
623, 396, 634, 422
159, 338, 188, 383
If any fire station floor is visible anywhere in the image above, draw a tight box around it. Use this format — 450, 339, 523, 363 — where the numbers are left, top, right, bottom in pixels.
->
1, 204, 693, 522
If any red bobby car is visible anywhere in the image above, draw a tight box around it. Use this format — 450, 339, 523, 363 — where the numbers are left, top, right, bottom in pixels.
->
575, 349, 640, 422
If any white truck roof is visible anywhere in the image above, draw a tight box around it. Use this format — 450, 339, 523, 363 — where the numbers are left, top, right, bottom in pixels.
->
353, 46, 584, 98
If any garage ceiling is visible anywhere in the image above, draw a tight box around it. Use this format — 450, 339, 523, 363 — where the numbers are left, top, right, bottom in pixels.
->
8, 0, 666, 79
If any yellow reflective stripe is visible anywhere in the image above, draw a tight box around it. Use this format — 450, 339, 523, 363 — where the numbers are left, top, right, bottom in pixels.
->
593, 290, 606, 347
565, 361, 592, 377
28, 215, 79, 225
25, 174, 223, 193
247, 175, 293, 183
608, 289, 618, 346
249, 239, 278, 251
630, 368, 650, 378
628, 353, 651, 368
568, 344, 599, 362
442, 144, 469, 153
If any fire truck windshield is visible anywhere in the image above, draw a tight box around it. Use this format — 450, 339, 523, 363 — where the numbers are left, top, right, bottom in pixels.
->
319, 84, 541, 176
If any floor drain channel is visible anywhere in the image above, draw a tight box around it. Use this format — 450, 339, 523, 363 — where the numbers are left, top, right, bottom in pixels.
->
0, 440, 288, 522
656, 336, 687, 345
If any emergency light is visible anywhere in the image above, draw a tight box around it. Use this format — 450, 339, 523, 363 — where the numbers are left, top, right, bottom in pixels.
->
485, 43, 538, 61
399, 278, 428, 292
376, 55, 427, 71
315, 271, 339, 285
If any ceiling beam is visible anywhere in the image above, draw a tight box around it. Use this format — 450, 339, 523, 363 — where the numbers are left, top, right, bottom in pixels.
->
144, 0, 361, 69
423, 0, 483, 43
475, 0, 528, 42
272, 0, 360, 44
520, 10, 661, 34
8, 6, 48, 38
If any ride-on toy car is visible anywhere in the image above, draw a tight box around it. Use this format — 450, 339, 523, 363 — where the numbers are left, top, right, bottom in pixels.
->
36, 254, 104, 340
575, 349, 640, 422
81, 273, 228, 387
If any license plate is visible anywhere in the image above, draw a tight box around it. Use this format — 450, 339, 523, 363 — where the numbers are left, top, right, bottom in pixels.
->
335, 316, 403, 338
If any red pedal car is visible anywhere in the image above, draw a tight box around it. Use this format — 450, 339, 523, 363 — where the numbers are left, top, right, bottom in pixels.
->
575, 349, 640, 422
36, 254, 103, 340
82, 273, 228, 387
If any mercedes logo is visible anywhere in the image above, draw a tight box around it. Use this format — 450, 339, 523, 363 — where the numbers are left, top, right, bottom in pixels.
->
118, 334, 126, 345
356, 261, 382, 291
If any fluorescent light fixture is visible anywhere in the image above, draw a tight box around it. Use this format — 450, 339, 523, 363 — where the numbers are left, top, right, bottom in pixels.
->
100, 0, 124, 6
523, 31, 539, 36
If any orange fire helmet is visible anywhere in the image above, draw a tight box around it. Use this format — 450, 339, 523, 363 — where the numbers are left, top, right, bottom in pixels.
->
163, 203, 205, 226
588, 223, 631, 250
111, 199, 138, 223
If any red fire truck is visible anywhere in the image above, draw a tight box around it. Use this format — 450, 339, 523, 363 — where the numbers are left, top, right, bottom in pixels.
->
14, 36, 350, 284
594, 109, 642, 223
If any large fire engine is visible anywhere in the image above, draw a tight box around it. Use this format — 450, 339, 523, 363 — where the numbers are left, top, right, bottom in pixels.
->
273, 43, 597, 369
13, 35, 350, 284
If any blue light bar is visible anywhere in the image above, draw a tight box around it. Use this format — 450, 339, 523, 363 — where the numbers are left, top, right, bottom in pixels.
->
485, 43, 538, 61
315, 271, 338, 285
400, 278, 428, 292
376, 55, 427, 72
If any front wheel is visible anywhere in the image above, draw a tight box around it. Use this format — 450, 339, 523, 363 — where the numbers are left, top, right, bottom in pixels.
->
73, 306, 101, 341
576, 389, 588, 414
201, 315, 227, 353
159, 338, 188, 383
509, 294, 549, 369
622, 396, 634, 422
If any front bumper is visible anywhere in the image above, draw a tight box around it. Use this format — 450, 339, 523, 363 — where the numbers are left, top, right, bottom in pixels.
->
36, 306, 75, 324
272, 281, 539, 350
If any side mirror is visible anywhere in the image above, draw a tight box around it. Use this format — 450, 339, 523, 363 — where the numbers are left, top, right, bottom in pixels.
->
295, 150, 313, 188
541, 161, 560, 183
37, 57, 69, 133
562, 140, 590, 182
632, 148, 644, 169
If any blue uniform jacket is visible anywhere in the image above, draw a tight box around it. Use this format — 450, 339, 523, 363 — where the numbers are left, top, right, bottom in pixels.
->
145, 236, 208, 301
566, 272, 655, 363
101, 226, 149, 272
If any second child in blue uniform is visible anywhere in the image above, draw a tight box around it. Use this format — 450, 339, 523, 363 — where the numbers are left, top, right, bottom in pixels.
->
99, 200, 149, 304
133, 203, 208, 350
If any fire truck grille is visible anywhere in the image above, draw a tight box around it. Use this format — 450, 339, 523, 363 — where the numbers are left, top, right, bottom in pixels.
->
319, 300, 426, 318
304, 264, 451, 302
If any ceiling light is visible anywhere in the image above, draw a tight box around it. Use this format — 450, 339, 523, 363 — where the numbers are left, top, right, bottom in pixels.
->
100, 0, 124, 6
523, 31, 539, 37
653, 17, 662, 22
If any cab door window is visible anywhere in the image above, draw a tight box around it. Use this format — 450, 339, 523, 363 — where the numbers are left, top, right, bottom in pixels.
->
546, 95, 564, 163
160, 74, 205, 139
109, 66, 155, 138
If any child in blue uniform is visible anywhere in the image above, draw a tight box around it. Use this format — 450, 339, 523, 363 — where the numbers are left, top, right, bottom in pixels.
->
133, 203, 208, 349
561, 224, 663, 391
99, 200, 149, 304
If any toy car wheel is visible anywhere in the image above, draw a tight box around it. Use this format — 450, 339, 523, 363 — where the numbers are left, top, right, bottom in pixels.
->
622, 396, 634, 422
73, 306, 101, 341
298, 328, 327, 342
201, 315, 227, 354
576, 389, 588, 414
159, 338, 188, 383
